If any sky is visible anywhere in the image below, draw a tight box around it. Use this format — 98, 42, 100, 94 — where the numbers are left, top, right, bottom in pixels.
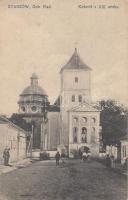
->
0, 0, 127, 116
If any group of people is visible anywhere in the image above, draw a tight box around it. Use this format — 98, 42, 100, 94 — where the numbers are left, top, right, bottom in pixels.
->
55, 150, 91, 165
55, 151, 65, 166
105, 154, 115, 168
81, 150, 91, 162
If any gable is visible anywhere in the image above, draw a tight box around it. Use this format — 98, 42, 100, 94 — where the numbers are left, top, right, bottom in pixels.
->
69, 102, 100, 113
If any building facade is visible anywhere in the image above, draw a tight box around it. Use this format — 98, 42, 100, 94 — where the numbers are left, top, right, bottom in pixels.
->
47, 48, 101, 157
17, 49, 101, 157
0, 116, 27, 163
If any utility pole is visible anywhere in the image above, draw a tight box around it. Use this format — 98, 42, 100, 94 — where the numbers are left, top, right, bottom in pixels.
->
30, 124, 34, 158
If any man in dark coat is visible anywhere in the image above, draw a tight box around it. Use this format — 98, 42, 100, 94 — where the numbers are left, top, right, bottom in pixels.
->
106, 154, 111, 168
55, 151, 60, 166
3, 147, 10, 166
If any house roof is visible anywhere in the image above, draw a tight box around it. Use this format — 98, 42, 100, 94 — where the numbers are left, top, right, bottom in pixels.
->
60, 48, 91, 73
0, 115, 27, 133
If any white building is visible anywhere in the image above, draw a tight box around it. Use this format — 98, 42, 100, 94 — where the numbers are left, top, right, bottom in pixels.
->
47, 48, 101, 157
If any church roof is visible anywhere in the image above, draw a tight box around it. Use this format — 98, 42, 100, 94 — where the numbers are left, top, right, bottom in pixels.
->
21, 85, 47, 96
60, 48, 91, 73
69, 102, 100, 112
20, 73, 47, 96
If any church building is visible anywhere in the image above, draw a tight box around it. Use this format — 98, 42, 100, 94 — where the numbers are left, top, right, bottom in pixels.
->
46, 48, 101, 157
18, 48, 101, 157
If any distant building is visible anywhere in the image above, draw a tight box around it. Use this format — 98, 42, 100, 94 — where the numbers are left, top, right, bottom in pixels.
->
0, 115, 27, 163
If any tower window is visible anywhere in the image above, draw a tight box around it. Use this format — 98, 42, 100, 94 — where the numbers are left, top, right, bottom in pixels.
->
75, 77, 78, 83
79, 95, 82, 102
72, 95, 75, 102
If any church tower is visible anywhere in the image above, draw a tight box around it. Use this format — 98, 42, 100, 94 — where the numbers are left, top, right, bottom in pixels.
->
59, 48, 92, 147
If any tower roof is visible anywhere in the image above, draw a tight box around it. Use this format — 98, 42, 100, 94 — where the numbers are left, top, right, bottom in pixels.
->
60, 48, 91, 73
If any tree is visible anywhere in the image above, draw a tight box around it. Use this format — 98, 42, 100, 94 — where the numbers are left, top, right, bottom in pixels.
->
8, 113, 32, 131
97, 100, 127, 147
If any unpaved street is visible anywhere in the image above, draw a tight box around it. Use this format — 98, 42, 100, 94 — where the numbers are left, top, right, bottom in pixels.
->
0, 159, 127, 200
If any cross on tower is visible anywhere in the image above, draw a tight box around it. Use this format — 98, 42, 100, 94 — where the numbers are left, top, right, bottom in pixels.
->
74, 42, 78, 50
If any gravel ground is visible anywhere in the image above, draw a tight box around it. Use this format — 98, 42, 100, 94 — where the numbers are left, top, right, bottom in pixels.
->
0, 159, 127, 200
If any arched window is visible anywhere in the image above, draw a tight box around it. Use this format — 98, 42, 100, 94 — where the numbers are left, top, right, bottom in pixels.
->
82, 117, 87, 123
73, 127, 78, 143
79, 95, 82, 102
91, 127, 95, 143
72, 95, 75, 102
75, 77, 78, 83
73, 117, 78, 123
81, 127, 87, 143
92, 118, 96, 123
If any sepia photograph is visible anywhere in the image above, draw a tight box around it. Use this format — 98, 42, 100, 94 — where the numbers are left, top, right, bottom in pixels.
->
0, 0, 127, 199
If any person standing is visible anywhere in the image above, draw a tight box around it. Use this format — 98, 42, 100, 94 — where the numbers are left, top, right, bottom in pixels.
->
106, 154, 111, 168
87, 150, 91, 162
61, 153, 65, 164
3, 147, 10, 166
55, 151, 60, 166
82, 151, 87, 162
110, 155, 115, 168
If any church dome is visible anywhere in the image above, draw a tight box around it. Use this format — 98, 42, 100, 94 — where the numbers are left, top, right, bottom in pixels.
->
20, 73, 47, 96
21, 85, 46, 96
18, 73, 48, 106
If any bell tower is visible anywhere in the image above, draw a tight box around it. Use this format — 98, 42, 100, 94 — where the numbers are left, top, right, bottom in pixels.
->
60, 48, 92, 146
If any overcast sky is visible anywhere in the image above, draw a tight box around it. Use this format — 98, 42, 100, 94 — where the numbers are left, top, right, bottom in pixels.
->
0, 0, 127, 116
